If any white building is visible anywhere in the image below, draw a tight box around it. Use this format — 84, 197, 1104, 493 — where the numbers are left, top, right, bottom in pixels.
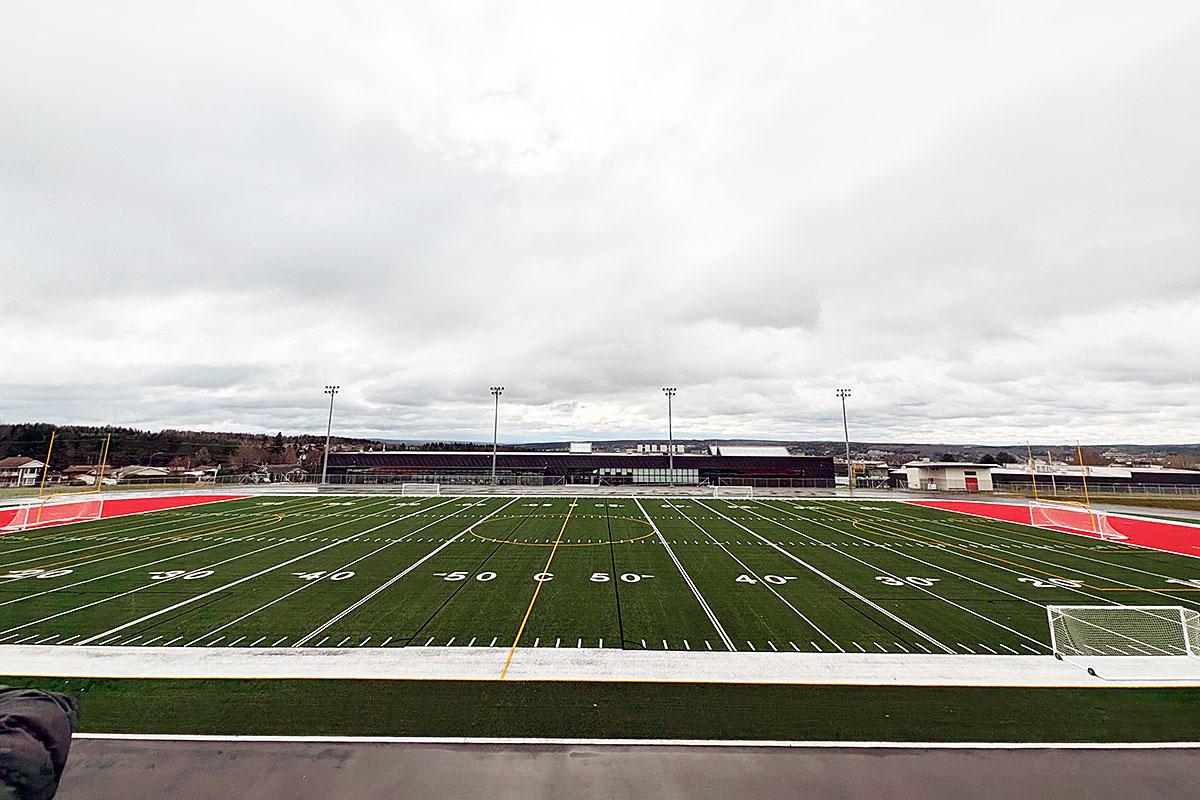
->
634, 443, 686, 454
904, 461, 995, 492
707, 445, 792, 457
0, 457, 45, 487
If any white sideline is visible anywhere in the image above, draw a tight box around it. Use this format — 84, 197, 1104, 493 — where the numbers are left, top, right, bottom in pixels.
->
4, 645, 1200, 686
70, 733, 1200, 749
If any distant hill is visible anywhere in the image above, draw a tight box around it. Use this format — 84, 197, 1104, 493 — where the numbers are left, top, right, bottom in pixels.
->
4, 423, 1197, 471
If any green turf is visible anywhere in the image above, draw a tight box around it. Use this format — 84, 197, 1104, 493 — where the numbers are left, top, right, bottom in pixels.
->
4, 494, 1200, 655
5, 676, 1200, 742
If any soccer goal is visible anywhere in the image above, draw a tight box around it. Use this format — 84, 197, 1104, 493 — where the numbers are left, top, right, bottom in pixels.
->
1047, 605, 1200, 657
713, 485, 754, 499
1029, 501, 1126, 540
0, 496, 104, 532
400, 483, 441, 497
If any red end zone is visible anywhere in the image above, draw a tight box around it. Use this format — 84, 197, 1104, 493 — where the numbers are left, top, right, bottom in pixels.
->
908, 499, 1200, 559
0, 494, 247, 531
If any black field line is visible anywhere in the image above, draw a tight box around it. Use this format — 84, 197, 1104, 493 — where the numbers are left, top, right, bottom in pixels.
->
810, 503, 1188, 616
633, 498, 735, 652
186, 498, 521, 646
0, 499, 271, 562
400, 497, 546, 647
183, 540, 398, 647
737, 501, 1051, 650
663, 498, 843, 652
748, 506, 1060, 652
0, 496, 333, 575
0, 495, 404, 613
70, 497, 460, 646
694, 500, 954, 653
0, 497, 405, 636
603, 501, 626, 649
897, 507, 1200, 584
1, 497, 448, 639
292, 497, 526, 647
879, 506, 1200, 609
806, 504, 1200, 643
764, 503, 1182, 653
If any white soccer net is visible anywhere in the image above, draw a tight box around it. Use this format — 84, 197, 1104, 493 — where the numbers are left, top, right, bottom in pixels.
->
1048, 605, 1200, 657
1029, 501, 1126, 540
0, 497, 104, 531
400, 483, 441, 497
713, 485, 754, 498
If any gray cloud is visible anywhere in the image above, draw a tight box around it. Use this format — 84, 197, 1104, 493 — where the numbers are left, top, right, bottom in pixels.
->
2, 2, 1199, 444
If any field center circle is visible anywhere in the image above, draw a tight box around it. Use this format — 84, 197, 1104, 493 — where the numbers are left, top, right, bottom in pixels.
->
467, 513, 656, 547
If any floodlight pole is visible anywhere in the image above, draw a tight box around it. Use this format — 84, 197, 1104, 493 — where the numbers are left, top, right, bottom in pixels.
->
321, 385, 339, 485
836, 389, 853, 494
662, 387, 677, 486
490, 386, 504, 486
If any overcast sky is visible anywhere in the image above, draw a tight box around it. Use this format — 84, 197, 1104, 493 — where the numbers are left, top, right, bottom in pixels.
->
2, 2, 1198, 445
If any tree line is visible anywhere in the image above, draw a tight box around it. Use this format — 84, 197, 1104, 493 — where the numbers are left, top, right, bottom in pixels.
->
0, 424, 380, 473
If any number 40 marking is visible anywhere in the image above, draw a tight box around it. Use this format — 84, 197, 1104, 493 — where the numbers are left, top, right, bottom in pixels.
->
736, 574, 797, 585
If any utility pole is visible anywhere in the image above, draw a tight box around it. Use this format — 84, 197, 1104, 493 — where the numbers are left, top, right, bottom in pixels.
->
321, 385, 339, 485
662, 387, 677, 486
490, 386, 504, 485
836, 388, 853, 494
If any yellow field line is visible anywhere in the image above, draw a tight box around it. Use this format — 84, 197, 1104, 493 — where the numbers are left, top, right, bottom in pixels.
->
499, 501, 577, 680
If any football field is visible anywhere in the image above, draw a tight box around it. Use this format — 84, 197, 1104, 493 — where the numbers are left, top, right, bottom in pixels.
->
4, 494, 1200, 663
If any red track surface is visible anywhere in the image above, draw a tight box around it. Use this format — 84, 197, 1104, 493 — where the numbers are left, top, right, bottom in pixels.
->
0, 494, 246, 531
909, 499, 1200, 559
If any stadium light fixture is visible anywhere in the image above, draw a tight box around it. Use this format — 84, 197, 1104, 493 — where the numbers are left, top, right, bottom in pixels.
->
490, 386, 505, 486
836, 388, 852, 494
662, 387, 677, 486
321, 385, 339, 485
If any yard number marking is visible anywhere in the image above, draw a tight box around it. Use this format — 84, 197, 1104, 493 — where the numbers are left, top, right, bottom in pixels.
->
1017, 577, 1083, 589
736, 574, 797, 585
590, 572, 655, 583
875, 575, 942, 587
0, 568, 74, 580
293, 571, 355, 581
149, 569, 213, 580
434, 571, 496, 582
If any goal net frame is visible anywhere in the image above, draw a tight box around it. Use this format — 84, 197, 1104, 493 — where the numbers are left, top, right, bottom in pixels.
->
1047, 605, 1200, 658
400, 483, 441, 497
0, 496, 105, 532
1029, 500, 1126, 540
713, 485, 754, 499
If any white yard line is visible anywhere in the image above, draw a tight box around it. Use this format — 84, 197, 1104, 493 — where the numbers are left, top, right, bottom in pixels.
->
66, 498, 458, 645
292, 497, 525, 647
0, 496, 403, 614
698, 500, 954, 653
183, 540, 398, 646
904, 500, 1200, 562
0, 500, 274, 564
885, 506, 1200, 604
799, 503, 1187, 653
0, 496, 326, 573
664, 499, 843, 652
633, 498, 735, 652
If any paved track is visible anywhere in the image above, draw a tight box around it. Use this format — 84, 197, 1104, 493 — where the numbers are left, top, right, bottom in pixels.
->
57, 740, 1199, 799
